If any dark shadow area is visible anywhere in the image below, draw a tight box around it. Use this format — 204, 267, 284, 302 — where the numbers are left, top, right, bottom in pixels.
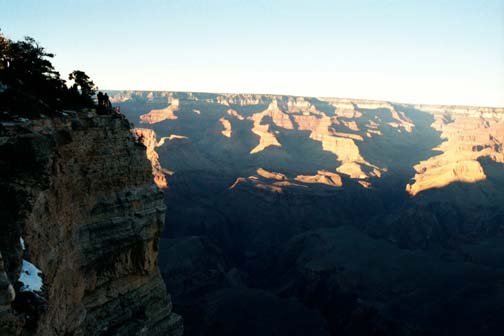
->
114, 92, 503, 336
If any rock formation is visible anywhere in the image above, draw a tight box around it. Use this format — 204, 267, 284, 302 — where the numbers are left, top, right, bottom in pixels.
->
229, 168, 345, 193
256, 168, 288, 181
157, 134, 189, 148
112, 90, 504, 196
134, 128, 171, 189
406, 106, 504, 196
227, 108, 245, 120
243, 97, 382, 182
0, 111, 182, 335
249, 113, 282, 154
294, 170, 343, 187
140, 98, 179, 124
219, 118, 232, 138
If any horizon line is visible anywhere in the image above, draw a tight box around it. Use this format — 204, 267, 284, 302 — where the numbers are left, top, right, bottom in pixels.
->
103, 88, 504, 110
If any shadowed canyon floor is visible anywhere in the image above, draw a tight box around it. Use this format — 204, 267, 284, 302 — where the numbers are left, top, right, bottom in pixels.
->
111, 91, 504, 336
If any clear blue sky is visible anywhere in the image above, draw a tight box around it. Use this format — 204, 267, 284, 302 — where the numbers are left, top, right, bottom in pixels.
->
1, 0, 503, 106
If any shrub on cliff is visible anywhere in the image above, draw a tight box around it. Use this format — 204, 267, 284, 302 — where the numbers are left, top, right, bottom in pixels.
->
0, 31, 97, 119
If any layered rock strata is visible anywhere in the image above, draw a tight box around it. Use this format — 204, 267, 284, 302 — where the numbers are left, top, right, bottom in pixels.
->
407, 107, 504, 195
0, 111, 182, 335
140, 98, 179, 124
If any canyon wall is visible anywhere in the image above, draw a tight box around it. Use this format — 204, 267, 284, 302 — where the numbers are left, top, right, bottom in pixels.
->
406, 105, 504, 196
126, 91, 503, 194
0, 111, 182, 335
110, 91, 504, 336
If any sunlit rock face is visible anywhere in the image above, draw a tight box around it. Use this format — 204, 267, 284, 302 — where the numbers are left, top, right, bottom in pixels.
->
0, 112, 182, 336
229, 168, 305, 194
256, 168, 288, 181
242, 96, 382, 182
134, 128, 170, 189
406, 105, 504, 195
229, 168, 345, 194
294, 170, 343, 187
219, 117, 232, 138
407, 160, 486, 196
140, 97, 179, 124
227, 108, 245, 120
249, 117, 281, 154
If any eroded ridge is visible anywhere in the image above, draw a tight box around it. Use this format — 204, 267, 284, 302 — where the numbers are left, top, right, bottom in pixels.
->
112, 91, 504, 196
140, 97, 180, 124
229, 168, 343, 193
406, 107, 504, 196
248, 97, 382, 182
134, 128, 174, 189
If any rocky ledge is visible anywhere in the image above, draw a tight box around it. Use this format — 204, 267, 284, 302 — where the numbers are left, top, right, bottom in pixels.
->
0, 110, 182, 335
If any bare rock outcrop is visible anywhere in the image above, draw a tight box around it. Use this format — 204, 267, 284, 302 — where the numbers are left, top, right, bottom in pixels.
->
294, 170, 342, 187
249, 113, 282, 154
247, 98, 380, 182
0, 112, 182, 335
226, 109, 244, 120
407, 107, 504, 196
229, 168, 345, 193
134, 128, 171, 189
140, 98, 179, 124
219, 118, 232, 138
228, 168, 306, 194
256, 168, 288, 181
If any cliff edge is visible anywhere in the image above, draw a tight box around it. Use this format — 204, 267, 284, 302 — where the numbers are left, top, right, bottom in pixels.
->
0, 110, 182, 335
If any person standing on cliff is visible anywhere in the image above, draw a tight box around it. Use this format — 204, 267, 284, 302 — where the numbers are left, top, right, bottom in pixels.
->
97, 91, 104, 114
104, 93, 112, 109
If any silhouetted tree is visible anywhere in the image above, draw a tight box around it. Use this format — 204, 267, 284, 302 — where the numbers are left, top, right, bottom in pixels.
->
68, 70, 97, 106
0, 31, 99, 119
0, 32, 68, 117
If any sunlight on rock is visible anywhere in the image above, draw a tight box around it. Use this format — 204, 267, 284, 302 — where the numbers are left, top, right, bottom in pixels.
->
134, 128, 169, 189
219, 117, 232, 138
157, 134, 188, 147
140, 98, 179, 124
336, 162, 369, 180
295, 170, 343, 187
227, 108, 245, 120
256, 168, 288, 181
407, 160, 487, 196
249, 117, 282, 154
407, 107, 504, 196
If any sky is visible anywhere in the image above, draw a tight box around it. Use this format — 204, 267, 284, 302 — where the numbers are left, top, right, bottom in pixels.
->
1, 0, 503, 106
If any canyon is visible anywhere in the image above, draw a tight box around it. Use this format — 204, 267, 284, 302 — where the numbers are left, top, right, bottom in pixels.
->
110, 91, 504, 336
113, 91, 504, 195
2, 89, 501, 335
